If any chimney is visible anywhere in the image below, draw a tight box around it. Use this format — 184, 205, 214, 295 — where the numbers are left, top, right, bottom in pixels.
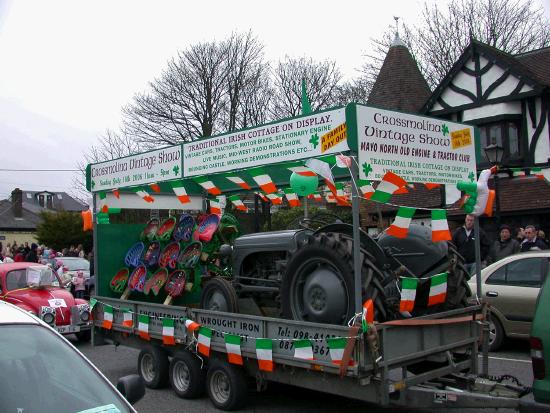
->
11, 188, 23, 218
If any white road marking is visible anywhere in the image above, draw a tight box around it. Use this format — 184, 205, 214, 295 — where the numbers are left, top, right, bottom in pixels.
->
478, 355, 531, 363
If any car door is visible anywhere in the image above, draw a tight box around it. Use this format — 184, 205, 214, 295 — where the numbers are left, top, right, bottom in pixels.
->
484, 256, 546, 337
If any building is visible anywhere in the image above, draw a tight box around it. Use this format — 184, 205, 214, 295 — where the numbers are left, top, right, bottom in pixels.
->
0, 188, 87, 247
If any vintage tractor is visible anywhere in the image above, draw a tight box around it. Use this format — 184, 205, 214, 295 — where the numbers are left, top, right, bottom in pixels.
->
199, 215, 471, 325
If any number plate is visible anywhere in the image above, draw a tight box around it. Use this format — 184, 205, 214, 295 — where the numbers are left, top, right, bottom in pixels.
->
56, 324, 81, 334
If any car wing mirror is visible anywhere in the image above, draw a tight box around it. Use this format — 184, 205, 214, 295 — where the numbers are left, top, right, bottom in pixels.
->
116, 374, 145, 405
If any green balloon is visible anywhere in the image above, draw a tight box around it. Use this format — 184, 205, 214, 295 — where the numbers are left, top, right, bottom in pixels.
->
290, 172, 319, 196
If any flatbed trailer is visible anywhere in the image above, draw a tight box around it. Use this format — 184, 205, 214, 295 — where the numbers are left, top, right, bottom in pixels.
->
93, 297, 531, 410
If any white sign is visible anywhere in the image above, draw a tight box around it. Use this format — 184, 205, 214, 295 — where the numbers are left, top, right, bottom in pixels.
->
357, 106, 476, 185
183, 109, 347, 177
90, 145, 183, 192
48, 298, 67, 308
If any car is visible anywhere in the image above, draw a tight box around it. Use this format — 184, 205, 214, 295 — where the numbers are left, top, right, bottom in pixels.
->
0, 261, 92, 341
468, 251, 550, 351
0, 300, 144, 412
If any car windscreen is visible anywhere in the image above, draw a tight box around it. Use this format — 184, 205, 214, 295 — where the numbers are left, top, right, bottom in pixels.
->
64, 258, 90, 271
0, 324, 131, 413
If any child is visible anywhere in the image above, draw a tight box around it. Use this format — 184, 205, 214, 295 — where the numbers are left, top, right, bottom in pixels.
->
73, 270, 86, 299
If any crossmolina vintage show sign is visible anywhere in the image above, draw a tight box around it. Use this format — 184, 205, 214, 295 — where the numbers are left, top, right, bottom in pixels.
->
183, 108, 347, 177
356, 105, 477, 185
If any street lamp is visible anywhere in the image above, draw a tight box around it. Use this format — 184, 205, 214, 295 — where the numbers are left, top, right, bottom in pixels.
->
484, 141, 504, 227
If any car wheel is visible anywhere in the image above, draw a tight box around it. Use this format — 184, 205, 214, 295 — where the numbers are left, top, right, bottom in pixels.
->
488, 314, 504, 352
138, 347, 169, 388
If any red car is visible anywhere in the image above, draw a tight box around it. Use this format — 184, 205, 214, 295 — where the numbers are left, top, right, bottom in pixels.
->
0, 262, 92, 341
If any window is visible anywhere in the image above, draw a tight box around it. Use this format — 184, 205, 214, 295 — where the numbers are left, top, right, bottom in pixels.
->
38, 195, 44, 207
6, 270, 28, 290
479, 120, 522, 164
486, 257, 544, 287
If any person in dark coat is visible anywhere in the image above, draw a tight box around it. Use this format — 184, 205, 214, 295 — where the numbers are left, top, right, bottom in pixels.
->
487, 225, 520, 265
520, 225, 548, 252
452, 214, 490, 274
25, 243, 39, 263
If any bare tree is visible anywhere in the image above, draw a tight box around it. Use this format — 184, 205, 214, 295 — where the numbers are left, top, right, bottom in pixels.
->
333, 77, 372, 106
365, 0, 550, 89
270, 57, 343, 119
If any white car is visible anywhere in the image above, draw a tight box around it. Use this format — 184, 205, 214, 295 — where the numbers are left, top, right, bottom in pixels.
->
468, 251, 550, 351
0, 300, 144, 412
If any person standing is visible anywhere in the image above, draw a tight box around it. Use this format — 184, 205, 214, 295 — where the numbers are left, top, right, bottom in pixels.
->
452, 214, 490, 273
73, 270, 86, 299
487, 225, 520, 264
520, 225, 548, 252
25, 243, 39, 263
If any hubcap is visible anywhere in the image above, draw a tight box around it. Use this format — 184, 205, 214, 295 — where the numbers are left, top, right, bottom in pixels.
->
292, 258, 348, 324
141, 353, 155, 382
488, 320, 496, 346
207, 291, 229, 312
173, 360, 190, 391
210, 370, 230, 404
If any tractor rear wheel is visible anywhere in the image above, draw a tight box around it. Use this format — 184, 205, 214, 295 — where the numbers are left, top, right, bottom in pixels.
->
281, 231, 393, 325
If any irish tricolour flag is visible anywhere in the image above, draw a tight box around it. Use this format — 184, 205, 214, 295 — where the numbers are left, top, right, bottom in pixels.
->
362, 299, 374, 332
162, 318, 176, 345
255, 338, 274, 372
185, 318, 200, 332
428, 272, 448, 306
399, 277, 418, 312
387, 207, 416, 239
358, 180, 374, 199
138, 314, 150, 340
98, 191, 109, 213
224, 334, 243, 365
171, 181, 191, 204
135, 188, 155, 203
371, 172, 407, 203
284, 188, 301, 207
266, 193, 283, 205
229, 195, 248, 212
294, 339, 314, 360
102, 305, 113, 329
288, 166, 316, 176
195, 177, 222, 196
122, 310, 133, 328
197, 327, 212, 357
226, 175, 251, 190
431, 210, 451, 242
250, 168, 277, 194
327, 337, 347, 365
209, 198, 222, 215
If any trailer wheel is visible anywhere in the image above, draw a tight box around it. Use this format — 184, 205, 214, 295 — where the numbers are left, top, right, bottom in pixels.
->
169, 351, 206, 398
282, 232, 391, 325
200, 277, 239, 313
138, 347, 169, 388
206, 359, 248, 411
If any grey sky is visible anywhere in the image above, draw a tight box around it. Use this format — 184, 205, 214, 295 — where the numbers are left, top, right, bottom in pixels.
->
0, 0, 548, 200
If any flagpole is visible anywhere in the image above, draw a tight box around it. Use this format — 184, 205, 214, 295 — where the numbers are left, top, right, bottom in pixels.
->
350, 157, 362, 316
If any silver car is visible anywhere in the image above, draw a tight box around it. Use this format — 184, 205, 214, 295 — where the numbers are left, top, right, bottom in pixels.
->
0, 300, 144, 412
468, 251, 550, 351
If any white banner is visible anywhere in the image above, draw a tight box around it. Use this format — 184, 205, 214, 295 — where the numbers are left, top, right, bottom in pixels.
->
357, 106, 477, 185
183, 108, 347, 177
90, 145, 183, 192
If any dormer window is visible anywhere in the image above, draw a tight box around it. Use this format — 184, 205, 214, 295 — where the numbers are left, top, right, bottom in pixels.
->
37, 193, 54, 209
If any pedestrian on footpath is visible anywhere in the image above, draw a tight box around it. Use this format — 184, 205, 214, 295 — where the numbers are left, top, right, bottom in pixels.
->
486, 224, 520, 264
520, 225, 548, 252
452, 214, 490, 274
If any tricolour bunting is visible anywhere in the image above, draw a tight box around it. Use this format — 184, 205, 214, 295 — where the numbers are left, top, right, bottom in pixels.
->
195, 177, 222, 196
135, 188, 155, 203
197, 326, 212, 357
399, 277, 418, 312
170, 181, 191, 204
122, 310, 133, 328
362, 299, 374, 332
149, 183, 161, 193
249, 168, 277, 194
226, 175, 251, 190
370, 172, 407, 203
284, 188, 301, 207
229, 195, 248, 212
358, 179, 375, 199
112, 189, 120, 199
138, 314, 150, 340
209, 198, 222, 215
307, 193, 322, 202
327, 337, 347, 365
293, 339, 314, 360
162, 318, 176, 345
224, 334, 243, 365
431, 210, 452, 242
185, 318, 200, 332
266, 193, 283, 205
255, 338, 274, 372
428, 272, 448, 306
288, 166, 316, 176
102, 305, 113, 329
255, 192, 269, 202
98, 191, 108, 213
386, 207, 416, 239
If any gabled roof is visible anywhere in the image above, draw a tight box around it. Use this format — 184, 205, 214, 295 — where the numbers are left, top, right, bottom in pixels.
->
422, 40, 549, 114
21, 190, 86, 212
0, 200, 42, 230
367, 36, 432, 113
